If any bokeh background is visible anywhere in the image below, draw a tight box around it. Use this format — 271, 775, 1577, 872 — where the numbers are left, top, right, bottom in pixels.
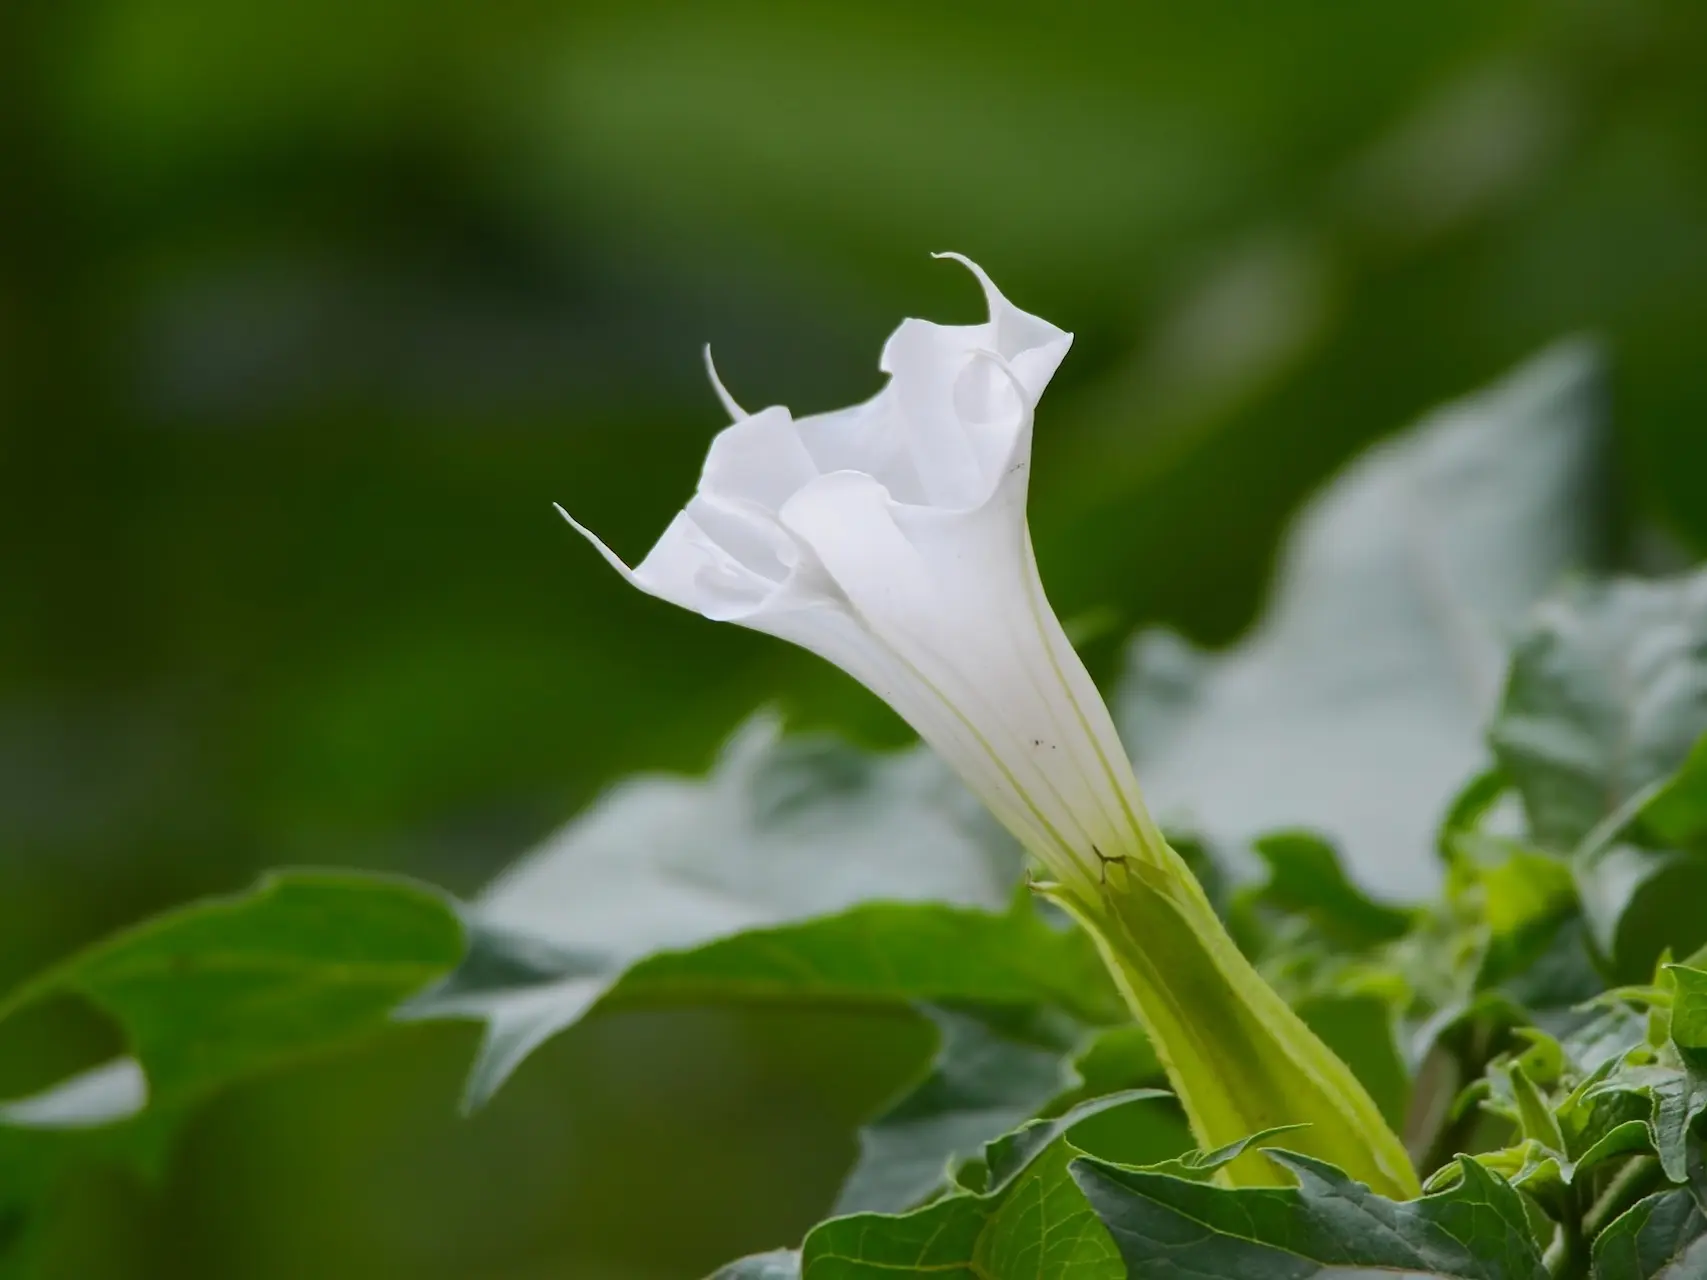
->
4, 1, 1707, 1275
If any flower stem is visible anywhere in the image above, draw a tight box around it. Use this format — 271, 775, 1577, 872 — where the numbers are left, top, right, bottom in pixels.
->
1054, 843, 1420, 1198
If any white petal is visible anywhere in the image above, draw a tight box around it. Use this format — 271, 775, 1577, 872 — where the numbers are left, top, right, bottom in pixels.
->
930, 253, 1073, 399
556, 503, 642, 586
698, 406, 819, 513
563, 256, 1152, 888
743, 593, 1076, 873
777, 469, 1150, 883
560, 504, 772, 620
702, 345, 749, 421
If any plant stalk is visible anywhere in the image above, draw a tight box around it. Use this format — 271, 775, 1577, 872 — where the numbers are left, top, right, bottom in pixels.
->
1052, 844, 1420, 1198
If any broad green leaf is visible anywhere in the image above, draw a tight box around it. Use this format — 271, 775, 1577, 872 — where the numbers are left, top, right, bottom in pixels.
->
802, 1195, 988, 1280
800, 1094, 1153, 1280
0, 872, 462, 1267
611, 903, 1120, 1023
0, 872, 460, 1109
403, 716, 1026, 1106
1117, 345, 1606, 899
1592, 1183, 1707, 1280
1074, 1150, 1547, 1279
1491, 569, 1707, 852
414, 897, 1120, 1114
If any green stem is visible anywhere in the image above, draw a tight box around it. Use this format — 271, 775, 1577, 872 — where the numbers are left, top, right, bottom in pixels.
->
1583, 1156, 1665, 1239
1544, 1156, 1663, 1279
1055, 846, 1419, 1198
1544, 1213, 1587, 1280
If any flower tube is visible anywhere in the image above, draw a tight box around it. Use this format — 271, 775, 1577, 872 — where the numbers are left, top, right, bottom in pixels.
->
564, 255, 1418, 1196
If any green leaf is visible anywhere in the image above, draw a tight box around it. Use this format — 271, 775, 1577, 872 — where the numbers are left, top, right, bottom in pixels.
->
1579, 846, 1707, 983
0, 872, 462, 1265
1117, 344, 1606, 899
834, 1007, 1178, 1217
1642, 733, 1707, 851
833, 1006, 1083, 1216
1637, 966, 1707, 1182
402, 716, 1027, 1106
612, 902, 1120, 1023
1490, 568, 1707, 852
1074, 1150, 1547, 1279
0, 872, 461, 1110
1646, 1073, 1707, 1186
415, 896, 1120, 1113
1509, 1062, 1567, 1152
1245, 830, 1415, 949
982, 1090, 1171, 1195
1068, 1023, 1164, 1098
1592, 1183, 1707, 1280
1135, 1124, 1311, 1182
800, 1094, 1153, 1280
1447, 835, 1585, 996
1670, 968, 1707, 1053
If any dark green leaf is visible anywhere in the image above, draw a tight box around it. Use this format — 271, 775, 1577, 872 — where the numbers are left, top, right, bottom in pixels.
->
1592, 1183, 1707, 1280
1246, 831, 1415, 949
1579, 847, 1707, 983
1067, 1024, 1164, 1098
1643, 734, 1707, 851
833, 1006, 1081, 1216
1671, 968, 1707, 1054
1490, 569, 1707, 851
982, 1090, 1170, 1194
1118, 345, 1606, 900
1075, 1150, 1546, 1279
1646, 966, 1707, 1181
802, 1095, 1155, 1280
1135, 1124, 1310, 1182
1646, 1073, 1707, 1185
1296, 995, 1411, 1130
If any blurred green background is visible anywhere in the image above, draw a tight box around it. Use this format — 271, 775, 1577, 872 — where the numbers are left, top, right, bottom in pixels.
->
4, 0, 1707, 1274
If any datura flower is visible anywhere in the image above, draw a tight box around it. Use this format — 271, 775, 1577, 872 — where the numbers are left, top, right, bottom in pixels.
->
564, 254, 1418, 1197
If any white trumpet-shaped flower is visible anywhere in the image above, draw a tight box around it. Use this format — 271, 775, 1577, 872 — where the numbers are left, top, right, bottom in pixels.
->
562, 254, 1164, 893
560, 255, 1422, 1198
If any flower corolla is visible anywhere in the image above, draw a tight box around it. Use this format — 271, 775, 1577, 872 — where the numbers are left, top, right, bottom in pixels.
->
564, 255, 1163, 892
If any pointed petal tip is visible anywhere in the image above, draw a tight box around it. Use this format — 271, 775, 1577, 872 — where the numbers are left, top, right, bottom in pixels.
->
701, 345, 749, 421
930, 251, 1009, 325
553, 502, 639, 584
930, 250, 984, 279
